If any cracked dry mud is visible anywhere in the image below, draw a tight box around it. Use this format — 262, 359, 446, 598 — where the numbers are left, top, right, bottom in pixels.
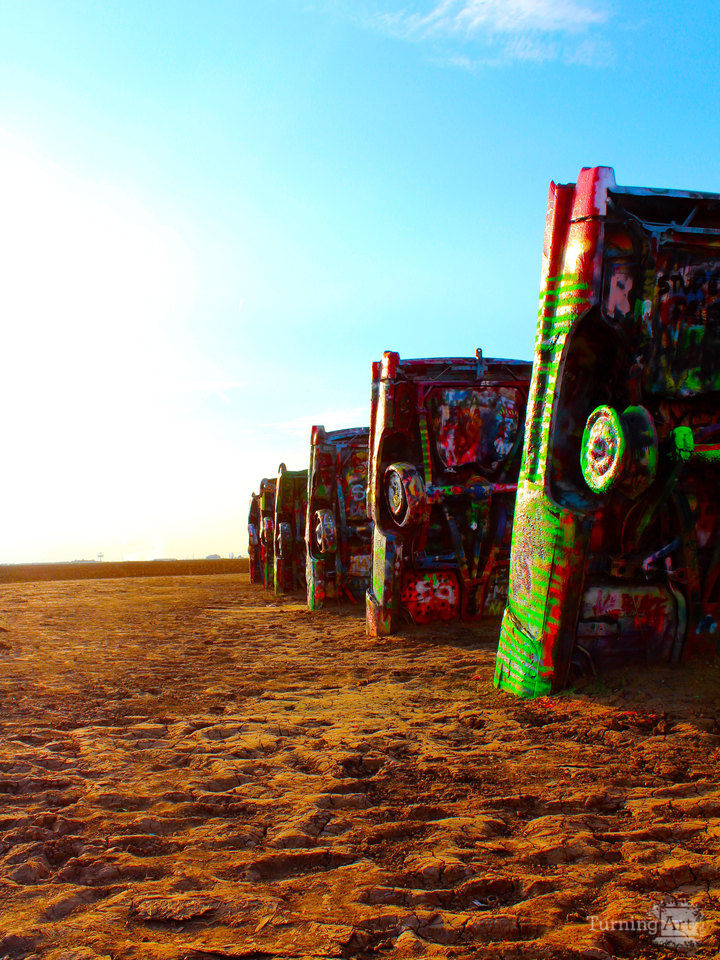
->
0, 573, 719, 959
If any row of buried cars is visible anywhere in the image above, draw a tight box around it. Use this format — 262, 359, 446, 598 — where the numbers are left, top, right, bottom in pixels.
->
247, 166, 720, 699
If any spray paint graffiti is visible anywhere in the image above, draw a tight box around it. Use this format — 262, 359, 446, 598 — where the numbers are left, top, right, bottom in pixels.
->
258, 477, 276, 589
495, 166, 720, 698
366, 351, 532, 636
273, 464, 308, 595
306, 425, 372, 609
247, 492, 263, 584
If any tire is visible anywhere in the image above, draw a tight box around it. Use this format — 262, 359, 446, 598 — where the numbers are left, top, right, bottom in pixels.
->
384, 462, 426, 528
313, 508, 337, 555
276, 521, 293, 559
580, 404, 657, 497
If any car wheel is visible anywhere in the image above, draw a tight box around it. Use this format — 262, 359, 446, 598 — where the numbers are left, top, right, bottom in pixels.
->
261, 517, 273, 545
384, 462, 426, 528
580, 404, 657, 496
277, 521, 293, 558
313, 509, 337, 555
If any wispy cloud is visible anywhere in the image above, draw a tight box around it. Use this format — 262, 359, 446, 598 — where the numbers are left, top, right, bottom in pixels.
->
327, 0, 613, 67
377, 0, 608, 39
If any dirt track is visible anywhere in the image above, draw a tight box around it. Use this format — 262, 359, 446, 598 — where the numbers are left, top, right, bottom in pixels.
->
0, 574, 718, 959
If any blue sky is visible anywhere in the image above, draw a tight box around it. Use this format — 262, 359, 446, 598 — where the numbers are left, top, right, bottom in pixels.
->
2, 0, 719, 561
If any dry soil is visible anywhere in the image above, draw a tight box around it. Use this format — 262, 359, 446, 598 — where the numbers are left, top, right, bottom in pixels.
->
0, 574, 718, 959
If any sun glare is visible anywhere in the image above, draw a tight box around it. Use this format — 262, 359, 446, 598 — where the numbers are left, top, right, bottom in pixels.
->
1, 134, 203, 562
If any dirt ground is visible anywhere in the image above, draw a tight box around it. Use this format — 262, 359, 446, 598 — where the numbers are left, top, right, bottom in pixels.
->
0, 574, 718, 960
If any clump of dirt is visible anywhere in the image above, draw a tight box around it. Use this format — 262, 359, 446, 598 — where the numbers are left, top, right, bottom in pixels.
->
0, 574, 718, 958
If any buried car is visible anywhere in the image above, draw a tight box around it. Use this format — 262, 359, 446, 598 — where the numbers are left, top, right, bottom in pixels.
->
258, 477, 277, 588
247, 492, 263, 584
495, 166, 720, 698
274, 463, 309, 594
366, 350, 532, 636
306, 425, 372, 609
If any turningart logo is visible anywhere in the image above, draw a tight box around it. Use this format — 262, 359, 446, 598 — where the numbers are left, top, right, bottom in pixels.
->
650, 897, 705, 952
588, 897, 705, 953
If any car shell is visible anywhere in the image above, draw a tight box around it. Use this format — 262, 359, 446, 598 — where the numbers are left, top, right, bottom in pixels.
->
258, 477, 276, 589
495, 166, 720, 697
366, 350, 532, 636
274, 463, 309, 594
247, 492, 263, 584
306, 425, 371, 609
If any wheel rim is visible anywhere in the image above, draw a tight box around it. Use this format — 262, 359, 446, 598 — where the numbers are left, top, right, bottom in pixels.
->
581, 405, 627, 493
386, 470, 407, 520
314, 511, 336, 554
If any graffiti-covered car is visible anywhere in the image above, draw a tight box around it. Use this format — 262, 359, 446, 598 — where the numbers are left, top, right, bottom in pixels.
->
495, 166, 720, 698
306, 425, 371, 609
366, 351, 532, 636
247, 492, 263, 584
259, 477, 277, 588
274, 464, 308, 594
